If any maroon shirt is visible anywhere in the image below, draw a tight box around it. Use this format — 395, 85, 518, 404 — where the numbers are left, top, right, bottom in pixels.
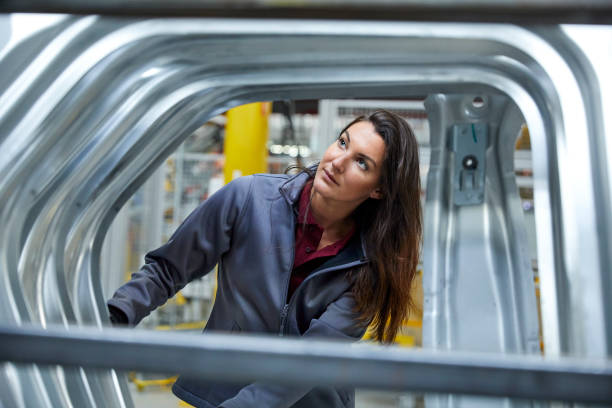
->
288, 180, 355, 300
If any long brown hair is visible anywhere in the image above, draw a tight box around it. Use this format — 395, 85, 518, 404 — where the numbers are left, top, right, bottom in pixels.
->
348, 110, 422, 344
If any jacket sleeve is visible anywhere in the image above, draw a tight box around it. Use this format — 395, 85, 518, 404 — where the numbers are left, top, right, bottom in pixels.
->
218, 291, 368, 408
107, 175, 253, 326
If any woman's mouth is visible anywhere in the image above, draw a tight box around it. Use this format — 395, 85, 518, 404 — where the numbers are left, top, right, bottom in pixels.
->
323, 169, 339, 185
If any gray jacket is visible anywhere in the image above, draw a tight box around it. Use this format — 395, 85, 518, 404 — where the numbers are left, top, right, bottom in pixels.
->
108, 170, 371, 408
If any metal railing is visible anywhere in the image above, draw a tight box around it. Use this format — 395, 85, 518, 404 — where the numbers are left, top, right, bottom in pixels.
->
1, 324, 611, 404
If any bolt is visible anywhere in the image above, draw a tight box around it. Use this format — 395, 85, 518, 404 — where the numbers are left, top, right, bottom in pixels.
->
462, 155, 478, 170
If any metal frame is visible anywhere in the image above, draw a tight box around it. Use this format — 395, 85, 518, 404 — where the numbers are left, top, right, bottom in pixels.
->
0, 13, 611, 408
1, 324, 611, 404
423, 94, 540, 408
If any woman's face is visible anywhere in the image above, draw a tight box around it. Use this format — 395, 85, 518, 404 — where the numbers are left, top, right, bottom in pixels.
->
313, 120, 386, 205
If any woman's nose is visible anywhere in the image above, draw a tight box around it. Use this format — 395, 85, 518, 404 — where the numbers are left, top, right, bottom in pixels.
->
331, 154, 346, 172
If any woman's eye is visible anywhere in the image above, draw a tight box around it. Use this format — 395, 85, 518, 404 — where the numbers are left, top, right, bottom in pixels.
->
357, 158, 368, 170
337, 137, 346, 148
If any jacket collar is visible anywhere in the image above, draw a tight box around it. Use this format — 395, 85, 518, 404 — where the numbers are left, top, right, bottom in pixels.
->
278, 167, 315, 208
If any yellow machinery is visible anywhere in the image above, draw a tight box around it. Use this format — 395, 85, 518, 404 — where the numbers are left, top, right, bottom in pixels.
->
223, 102, 271, 183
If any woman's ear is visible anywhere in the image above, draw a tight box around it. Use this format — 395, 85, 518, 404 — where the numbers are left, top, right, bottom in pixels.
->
369, 188, 383, 200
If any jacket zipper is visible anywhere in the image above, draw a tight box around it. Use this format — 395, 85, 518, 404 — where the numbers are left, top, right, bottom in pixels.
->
279, 304, 290, 336
279, 204, 297, 336
277, 181, 369, 336
278, 259, 368, 336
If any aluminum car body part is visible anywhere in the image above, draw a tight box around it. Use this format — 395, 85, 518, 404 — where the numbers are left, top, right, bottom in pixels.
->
423, 94, 541, 407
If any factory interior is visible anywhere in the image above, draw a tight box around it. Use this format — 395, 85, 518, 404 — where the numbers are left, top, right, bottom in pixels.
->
0, 2, 611, 408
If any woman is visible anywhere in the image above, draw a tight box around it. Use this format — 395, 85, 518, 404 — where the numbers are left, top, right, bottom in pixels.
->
107, 109, 422, 408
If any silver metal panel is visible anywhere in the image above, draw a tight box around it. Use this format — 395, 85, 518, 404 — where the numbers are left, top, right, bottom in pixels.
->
0, 13, 609, 406
423, 94, 540, 407
451, 122, 488, 205
558, 24, 612, 357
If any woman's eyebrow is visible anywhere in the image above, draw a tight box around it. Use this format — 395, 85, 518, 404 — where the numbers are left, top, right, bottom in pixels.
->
358, 153, 377, 168
343, 130, 351, 143
344, 130, 377, 167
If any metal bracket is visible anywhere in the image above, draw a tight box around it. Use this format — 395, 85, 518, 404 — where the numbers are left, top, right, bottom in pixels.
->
452, 123, 488, 205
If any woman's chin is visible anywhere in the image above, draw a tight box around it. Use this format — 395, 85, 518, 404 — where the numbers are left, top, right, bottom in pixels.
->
312, 176, 332, 196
